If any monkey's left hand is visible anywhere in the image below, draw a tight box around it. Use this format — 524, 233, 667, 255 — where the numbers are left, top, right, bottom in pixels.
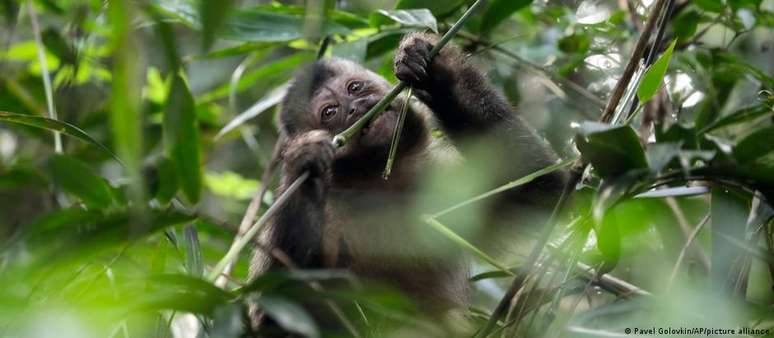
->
394, 33, 446, 88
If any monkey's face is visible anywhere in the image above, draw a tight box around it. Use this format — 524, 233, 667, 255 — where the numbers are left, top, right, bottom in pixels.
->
281, 58, 426, 159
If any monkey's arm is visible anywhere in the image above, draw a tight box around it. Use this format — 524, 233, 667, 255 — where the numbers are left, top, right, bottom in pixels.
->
264, 130, 334, 269
395, 33, 566, 205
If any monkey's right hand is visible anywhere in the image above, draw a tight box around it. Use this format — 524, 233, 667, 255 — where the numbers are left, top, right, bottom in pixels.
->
281, 130, 335, 184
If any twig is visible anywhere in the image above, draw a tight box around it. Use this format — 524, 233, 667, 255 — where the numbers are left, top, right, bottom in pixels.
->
331, 0, 488, 147
666, 214, 709, 290
600, 0, 671, 123
382, 87, 413, 180
208, 171, 309, 282
215, 142, 282, 288
26, 0, 62, 153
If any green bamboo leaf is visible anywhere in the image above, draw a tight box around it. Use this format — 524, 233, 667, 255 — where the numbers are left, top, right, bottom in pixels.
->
44, 155, 114, 209
154, 156, 178, 205
199, 0, 233, 51
637, 39, 677, 103
701, 104, 773, 133
164, 74, 202, 203
424, 217, 514, 275
0, 111, 122, 165
183, 224, 203, 277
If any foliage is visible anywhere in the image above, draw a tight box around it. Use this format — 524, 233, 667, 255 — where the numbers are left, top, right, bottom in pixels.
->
0, 0, 772, 337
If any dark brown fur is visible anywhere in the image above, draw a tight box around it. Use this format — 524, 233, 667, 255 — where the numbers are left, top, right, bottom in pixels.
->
250, 33, 566, 335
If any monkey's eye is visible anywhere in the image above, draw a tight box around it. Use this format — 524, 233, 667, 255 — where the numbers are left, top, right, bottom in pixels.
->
347, 81, 364, 94
320, 104, 338, 121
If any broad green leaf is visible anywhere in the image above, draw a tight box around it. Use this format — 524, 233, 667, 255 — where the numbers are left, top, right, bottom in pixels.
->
0, 166, 46, 190
645, 142, 682, 173
370, 9, 438, 33
257, 296, 319, 338
575, 123, 648, 178
0, 111, 122, 165
212, 304, 244, 338
637, 39, 677, 103
734, 125, 774, 163
332, 37, 368, 62
200, 53, 310, 103
221, 8, 349, 42
395, 0, 466, 17
199, 0, 233, 50
164, 74, 202, 203
44, 155, 114, 209
480, 0, 533, 34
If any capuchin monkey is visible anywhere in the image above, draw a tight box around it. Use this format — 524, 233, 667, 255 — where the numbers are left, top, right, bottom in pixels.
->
250, 33, 566, 336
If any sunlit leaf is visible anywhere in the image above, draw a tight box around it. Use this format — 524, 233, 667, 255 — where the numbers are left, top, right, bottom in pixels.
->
635, 186, 710, 198
637, 39, 677, 103
44, 155, 114, 209
164, 74, 202, 203
0, 111, 122, 164
370, 9, 438, 33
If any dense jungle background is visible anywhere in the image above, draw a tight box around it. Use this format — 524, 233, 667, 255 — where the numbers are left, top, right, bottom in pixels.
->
0, 0, 773, 337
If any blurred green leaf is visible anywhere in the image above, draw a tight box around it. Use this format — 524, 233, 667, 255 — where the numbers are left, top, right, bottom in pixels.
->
734, 125, 774, 164
558, 33, 591, 54
709, 187, 750, 291
164, 74, 202, 204
701, 104, 773, 132
646, 142, 682, 173
576, 123, 648, 178
0, 111, 122, 165
200, 53, 310, 103
257, 295, 319, 338
199, 0, 233, 51
673, 10, 702, 43
480, 0, 533, 34
370, 9, 438, 33
155, 156, 178, 205
45, 155, 114, 209
694, 0, 725, 13
220, 8, 349, 42
332, 37, 368, 62
395, 0, 465, 17
41, 27, 77, 66
596, 207, 621, 274
212, 303, 244, 338
637, 39, 677, 103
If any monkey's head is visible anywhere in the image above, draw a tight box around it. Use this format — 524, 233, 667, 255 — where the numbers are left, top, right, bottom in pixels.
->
278, 58, 428, 161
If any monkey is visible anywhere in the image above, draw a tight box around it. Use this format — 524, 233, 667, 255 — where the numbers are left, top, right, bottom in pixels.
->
250, 32, 567, 336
